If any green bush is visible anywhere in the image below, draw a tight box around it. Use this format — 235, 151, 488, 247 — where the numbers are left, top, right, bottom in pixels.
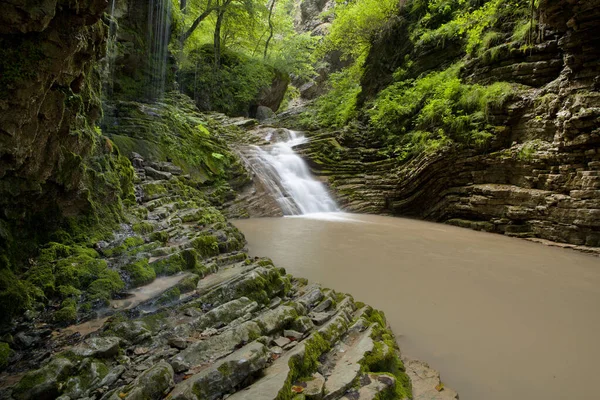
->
311, 63, 363, 128
368, 64, 513, 160
179, 45, 277, 116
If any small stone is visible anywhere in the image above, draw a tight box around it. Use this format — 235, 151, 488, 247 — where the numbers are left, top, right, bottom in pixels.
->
269, 296, 282, 309
168, 336, 188, 350
145, 166, 173, 180
201, 328, 218, 337
133, 347, 149, 355
14, 332, 36, 349
283, 341, 298, 350
23, 310, 40, 321
184, 308, 202, 317
313, 298, 333, 313
291, 316, 314, 333
71, 337, 120, 358
309, 312, 332, 325
304, 372, 325, 399
284, 330, 303, 341
272, 337, 291, 348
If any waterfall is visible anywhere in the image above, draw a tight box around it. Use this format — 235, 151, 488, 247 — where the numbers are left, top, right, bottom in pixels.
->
103, 0, 118, 96
147, 0, 172, 100
245, 130, 339, 215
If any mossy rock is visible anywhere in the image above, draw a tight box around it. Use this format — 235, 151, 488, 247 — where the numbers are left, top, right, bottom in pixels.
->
122, 259, 156, 288
155, 287, 181, 305
132, 222, 154, 234
150, 252, 189, 276
192, 235, 220, 258
0, 342, 12, 370
12, 357, 74, 400
54, 299, 78, 323
176, 274, 200, 293
150, 230, 169, 244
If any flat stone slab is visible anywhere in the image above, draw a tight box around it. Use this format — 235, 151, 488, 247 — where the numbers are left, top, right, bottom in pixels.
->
227, 343, 306, 400
171, 321, 262, 373
70, 336, 120, 358
403, 357, 459, 400
341, 373, 396, 400
273, 337, 291, 348
303, 372, 325, 398
169, 341, 269, 400
323, 327, 374, 399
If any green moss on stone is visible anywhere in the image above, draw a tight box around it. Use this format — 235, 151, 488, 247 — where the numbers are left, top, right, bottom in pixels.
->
150, 230, 170, 244
0, 342, 11, 370
276, 332, 331, 400
151, 252, 188, 276
192, 235, 220, 258
156, 287, 181, 305
176, 275, 200, 293
132, 222, 154, 234
55, 299, 78, 323
122, 258, 156, 288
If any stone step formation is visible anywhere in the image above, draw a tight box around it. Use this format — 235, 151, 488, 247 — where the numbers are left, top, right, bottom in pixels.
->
0, 154, 454, 400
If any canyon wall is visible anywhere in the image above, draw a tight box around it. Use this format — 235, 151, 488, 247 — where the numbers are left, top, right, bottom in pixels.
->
300, 0, 600, 247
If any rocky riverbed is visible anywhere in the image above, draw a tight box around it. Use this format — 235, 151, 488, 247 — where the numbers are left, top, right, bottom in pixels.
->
0, 154, 455, 400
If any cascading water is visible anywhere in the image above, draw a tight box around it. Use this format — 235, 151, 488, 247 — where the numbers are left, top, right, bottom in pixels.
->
102, 0, 119, 96
245, 129, 339, 215
147, 0, 172, 100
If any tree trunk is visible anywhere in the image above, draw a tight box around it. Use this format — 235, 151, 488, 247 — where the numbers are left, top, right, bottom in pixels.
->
214, 8, 225, 69
182, 0, 215, 42
263, 0, 276, 60
213, 0, 233, 69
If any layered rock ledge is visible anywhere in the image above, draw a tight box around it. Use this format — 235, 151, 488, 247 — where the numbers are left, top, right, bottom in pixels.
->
0, 154, 456, 400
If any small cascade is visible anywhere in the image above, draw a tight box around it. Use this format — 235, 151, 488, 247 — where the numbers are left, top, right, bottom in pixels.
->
245, 129, 339, 215
102, 0, 119, 96
147, 0, 172, 100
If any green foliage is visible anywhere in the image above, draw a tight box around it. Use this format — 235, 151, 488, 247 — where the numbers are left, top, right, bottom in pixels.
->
179, 45, 276, 115
517, 140, 542, 161
320, 0, 400, 60
309, 63, 363, 128
368, 64, 513, 160
411, 0, 531, 55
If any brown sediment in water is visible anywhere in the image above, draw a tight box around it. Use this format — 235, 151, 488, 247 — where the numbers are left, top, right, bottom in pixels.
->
233, 213, 600, 400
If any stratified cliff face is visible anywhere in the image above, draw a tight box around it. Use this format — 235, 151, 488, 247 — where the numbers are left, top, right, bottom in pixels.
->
0, 1, 134, 263
301, 0, 600, 247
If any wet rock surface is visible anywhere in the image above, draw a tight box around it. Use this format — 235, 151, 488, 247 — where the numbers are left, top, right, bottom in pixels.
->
0, 153, 426, 399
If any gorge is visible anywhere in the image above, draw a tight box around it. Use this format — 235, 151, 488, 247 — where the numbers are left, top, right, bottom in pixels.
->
0, 0, 598, 399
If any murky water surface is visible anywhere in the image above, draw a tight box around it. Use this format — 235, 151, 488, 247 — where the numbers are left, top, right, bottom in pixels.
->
234, 213, 600, 400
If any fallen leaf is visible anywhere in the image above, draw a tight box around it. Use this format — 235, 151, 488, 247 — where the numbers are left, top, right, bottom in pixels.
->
435, 383, 445, 392
291, 385, 304, 393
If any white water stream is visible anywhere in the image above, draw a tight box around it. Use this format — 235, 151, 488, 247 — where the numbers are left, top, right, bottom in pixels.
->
246, 129, 339, 215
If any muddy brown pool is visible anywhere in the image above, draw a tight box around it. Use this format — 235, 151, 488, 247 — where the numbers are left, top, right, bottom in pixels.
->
233, 213, 600, 400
